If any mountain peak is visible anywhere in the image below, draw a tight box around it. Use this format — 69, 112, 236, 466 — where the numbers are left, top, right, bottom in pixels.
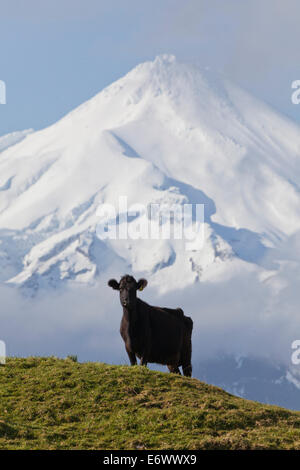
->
1, 57, 300, 291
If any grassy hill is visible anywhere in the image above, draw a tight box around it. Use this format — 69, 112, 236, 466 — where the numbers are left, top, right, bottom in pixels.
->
0, 357, 300, 450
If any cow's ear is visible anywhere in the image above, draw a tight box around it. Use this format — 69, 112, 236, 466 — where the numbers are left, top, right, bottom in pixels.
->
108, 279, 120, 290
136, 278, 148, 291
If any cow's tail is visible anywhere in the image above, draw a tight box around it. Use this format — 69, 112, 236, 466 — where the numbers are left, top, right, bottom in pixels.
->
183, 316, 193, 333
182, 316, 193, 377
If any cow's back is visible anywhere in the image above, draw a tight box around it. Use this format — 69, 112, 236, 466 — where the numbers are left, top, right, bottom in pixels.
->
136, 300, 185, 364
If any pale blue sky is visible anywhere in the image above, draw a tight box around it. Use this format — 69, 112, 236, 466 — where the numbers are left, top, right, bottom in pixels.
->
1, 0, 300, 136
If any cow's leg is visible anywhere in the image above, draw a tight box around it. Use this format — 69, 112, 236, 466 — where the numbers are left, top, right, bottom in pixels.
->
167, 365, 181, 375
126, 346, 137, 366
140, 348, 149, 366
140, 357, 148, 366
140, 336, 150, 367
181, 339, 192, 377
182, 364, 192, 377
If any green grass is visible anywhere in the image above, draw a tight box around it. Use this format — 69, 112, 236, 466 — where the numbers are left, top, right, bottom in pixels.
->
0, 357, 300, 449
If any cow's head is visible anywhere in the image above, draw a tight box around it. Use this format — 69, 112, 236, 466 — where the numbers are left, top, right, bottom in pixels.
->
108, 275, 148, 309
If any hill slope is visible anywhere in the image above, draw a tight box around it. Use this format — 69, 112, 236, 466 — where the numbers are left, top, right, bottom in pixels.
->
0, 357, 300, 450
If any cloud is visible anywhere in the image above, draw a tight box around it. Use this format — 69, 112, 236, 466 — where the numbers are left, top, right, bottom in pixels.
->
0, 275, 125, 363
1, 231, 300, 375
148, 0, 300, 75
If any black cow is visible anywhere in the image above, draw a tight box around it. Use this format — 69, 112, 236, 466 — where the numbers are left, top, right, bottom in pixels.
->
108, 274, 193, 376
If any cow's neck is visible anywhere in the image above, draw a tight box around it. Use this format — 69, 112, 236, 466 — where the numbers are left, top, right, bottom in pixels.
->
122, 304, 138, 324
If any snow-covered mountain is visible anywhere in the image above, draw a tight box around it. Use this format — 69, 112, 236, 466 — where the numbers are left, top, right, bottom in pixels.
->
1, 54, 300, 292
0, 129, 33, 153
2, 55, 300, 409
